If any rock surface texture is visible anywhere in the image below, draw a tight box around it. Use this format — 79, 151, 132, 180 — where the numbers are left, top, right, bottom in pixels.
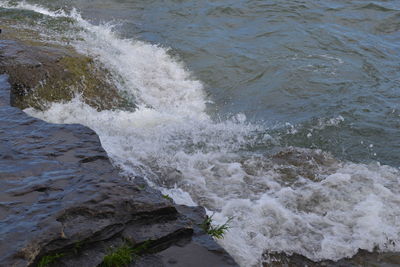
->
0, 38, 132, 111
0, 45, 237, 267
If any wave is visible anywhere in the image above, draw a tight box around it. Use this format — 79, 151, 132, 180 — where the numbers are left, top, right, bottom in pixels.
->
3, 1, 400, 266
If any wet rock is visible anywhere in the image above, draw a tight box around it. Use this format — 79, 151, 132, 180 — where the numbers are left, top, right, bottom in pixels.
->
271, 146, 339, 183
264, 250, 400, 267
0, 76, 237, 267
0, 38, 132, 111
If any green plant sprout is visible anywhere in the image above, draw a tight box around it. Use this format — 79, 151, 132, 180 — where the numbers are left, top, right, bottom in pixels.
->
201, 214, 233, 239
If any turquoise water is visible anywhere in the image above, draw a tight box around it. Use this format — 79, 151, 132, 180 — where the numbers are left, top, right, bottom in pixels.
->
2, 1, 400, 266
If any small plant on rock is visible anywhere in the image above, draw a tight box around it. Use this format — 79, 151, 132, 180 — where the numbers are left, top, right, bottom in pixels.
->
101, 240, 153, 267
201, 214, 233, 239
162, 194, 173, 202
101, 244, 132, 267
37, 253, 64, 267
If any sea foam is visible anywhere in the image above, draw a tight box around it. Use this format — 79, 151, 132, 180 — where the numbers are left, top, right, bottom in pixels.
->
4, 1, 400, 266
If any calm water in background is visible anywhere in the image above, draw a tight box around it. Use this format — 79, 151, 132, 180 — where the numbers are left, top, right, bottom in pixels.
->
2, 0, 400, 266
27, 0, 400, 167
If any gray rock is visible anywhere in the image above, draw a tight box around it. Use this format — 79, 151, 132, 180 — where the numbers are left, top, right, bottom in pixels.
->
0, 75, 238, 267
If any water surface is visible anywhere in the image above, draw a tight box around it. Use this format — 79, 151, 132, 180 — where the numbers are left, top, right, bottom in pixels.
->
1, 1, 400, 266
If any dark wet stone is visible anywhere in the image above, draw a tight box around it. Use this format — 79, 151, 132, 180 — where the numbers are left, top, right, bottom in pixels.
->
0, 76, 237, 266
130, 205, 238, 267
264, 251, 400, 267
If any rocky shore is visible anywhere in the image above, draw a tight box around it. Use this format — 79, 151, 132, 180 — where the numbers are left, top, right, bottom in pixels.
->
2, 22, 399, 267
0, 36, 237, 266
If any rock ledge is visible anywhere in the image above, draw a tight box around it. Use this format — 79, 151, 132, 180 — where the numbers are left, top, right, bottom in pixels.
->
0, 40, 237, 267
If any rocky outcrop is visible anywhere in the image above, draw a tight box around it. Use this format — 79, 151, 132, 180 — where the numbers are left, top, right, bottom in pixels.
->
0, 26, 238, 266
0, 38, 132, 111
0, 73, 237, 266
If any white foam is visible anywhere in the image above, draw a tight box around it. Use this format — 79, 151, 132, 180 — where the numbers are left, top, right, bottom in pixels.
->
6, 2, 400, 266
69, 20, 207, 118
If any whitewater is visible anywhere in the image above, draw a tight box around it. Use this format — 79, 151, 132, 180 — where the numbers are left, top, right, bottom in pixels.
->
2, 1, 400, 266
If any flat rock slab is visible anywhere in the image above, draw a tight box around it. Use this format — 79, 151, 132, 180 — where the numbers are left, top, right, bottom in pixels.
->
0, 75, 237, 267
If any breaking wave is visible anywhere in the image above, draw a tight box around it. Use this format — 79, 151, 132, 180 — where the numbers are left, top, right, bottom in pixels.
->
2, 1, 400, 266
